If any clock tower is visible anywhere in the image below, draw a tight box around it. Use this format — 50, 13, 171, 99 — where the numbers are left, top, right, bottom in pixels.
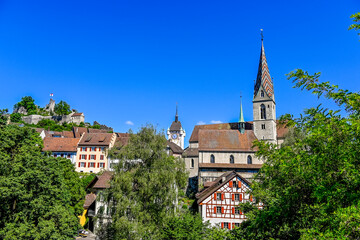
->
167, 104, 186, 149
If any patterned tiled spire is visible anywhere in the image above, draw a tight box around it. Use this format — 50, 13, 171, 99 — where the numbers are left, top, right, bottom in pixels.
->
254, 30, 274, 99
239, 96, 244, 123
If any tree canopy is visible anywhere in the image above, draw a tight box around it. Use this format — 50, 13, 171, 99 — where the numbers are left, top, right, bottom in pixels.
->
0, 125, 85, 239
54, 100, 72, 115
14, 96, 37, 115
97, 125, 188, 239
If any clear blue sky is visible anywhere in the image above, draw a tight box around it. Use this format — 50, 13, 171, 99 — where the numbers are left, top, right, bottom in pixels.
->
0, 0, 359, 145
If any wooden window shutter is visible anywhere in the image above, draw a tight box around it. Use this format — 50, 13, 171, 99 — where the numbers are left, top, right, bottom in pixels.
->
239, 194, 242, 201
229, 181, 233, 188
240, 210, 242, 215
85, 147, 87, 151
221, 207, 224, 214
214, 206, 216, 214
80, 148, 82, 152
97, 163, 99, 168
232, 194, 235, 201
221, 193, 224, 201
94, 155, 97, 160
85, 155, 87, 160
232, 207, 235, 214
214, 193, 217, 199
232, 223, 235, 229
229, 223, 232, 230
250, 195, 253, 202
221, 222, 224, 229
78, 162, 80, 167
238, 181, 241, 188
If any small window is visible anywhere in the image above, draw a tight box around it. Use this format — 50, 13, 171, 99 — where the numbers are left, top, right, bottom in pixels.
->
224, 222, 230, 229
191, 159, 194, 168
247, 155, 252, 164
235, 194, 240, 201
210, 154, 215, 163
90, 155, 95, 160
67, 154, 71, 158
261, 90, 264, 97
235, 223, 240, 227
261, 124, 266, 129
81, 155, 86, 160
54, 154, 57, 157
230, 155, 234, 164
89, 162, 95, 168
235, 208, 240, 215
232, 180, 236, 187
101, 147, 105, 151
90, 171, 93, 173
60, 154, 64, 158
80, 162, 85, 167
100, 163, 105, 168
216, 193, 222, 200
260, 104, 266, 119
216, 206, 221, 213
100, 155, 104, 160
82, 147, 86, 151
91, 147, 96, 151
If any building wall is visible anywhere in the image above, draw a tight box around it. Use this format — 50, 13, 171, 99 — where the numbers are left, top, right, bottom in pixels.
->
199, 151, 260, 165
52, 152, 77, 165
184, 157, 199, 178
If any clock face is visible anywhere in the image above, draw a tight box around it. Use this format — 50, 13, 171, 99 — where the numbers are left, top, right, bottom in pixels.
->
172, 134, 178, 139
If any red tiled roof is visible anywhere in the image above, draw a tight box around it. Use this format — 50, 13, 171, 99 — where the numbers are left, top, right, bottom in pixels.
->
276, 121, 289, 139
83, 193, 96, 209
42, 137, 80, 152
72, 113, 83, 117
115, 132, 130, 146
198, 129, 258, 152
92, 171, 113, 189
182, 147, 199, 157
78, 133, 114, 146
167, 140, 184, 154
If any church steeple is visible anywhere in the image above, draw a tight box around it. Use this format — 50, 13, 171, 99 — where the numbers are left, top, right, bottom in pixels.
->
175, 103, 178, 122
238, 96, 245, 134
254, 29, 274, 100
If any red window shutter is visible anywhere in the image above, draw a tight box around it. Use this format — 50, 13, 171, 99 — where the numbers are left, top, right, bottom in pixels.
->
214, 193, 217, 200
80, 148, 82, 152
238, 181, 241, 188
97, 163, 99, 168
229, 223, 232, 230
232, 207, 235, 214
221, 193, 224, 201
232, 223, 235, 229
214, 206, 216, 213
85, 155, 87, 160
229, 181, 233, 188
240, 210, 242, 215
221, 207, 224, 214
221, 222, 224, 229
94, 155, 97, 160
232, 194, 235, 201
79, 155, 81, 160
250, 195, 253, 202
78, 162, 80, 167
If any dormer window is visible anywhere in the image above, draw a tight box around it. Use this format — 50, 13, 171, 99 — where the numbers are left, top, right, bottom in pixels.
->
261, 90, 264, 98
210, 154, 215, 163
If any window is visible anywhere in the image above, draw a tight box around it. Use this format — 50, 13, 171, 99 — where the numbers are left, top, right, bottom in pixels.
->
191, 159, 194, 168
90, 171, 93, 173
60, 154, 64, 158
89, 162, 95, 168
260, 104, 266, 119
247, 155, 252, 164
216, 206, 221, 213
235, 223, 240, 228
101, 147, 105, 151
81, 155, 86, 160
82, 147, 86, 152
100, 155, 104, 160
232, 180, 237, 188
210, 154, 215, 163
261, 124, 266, 129
224, 222, 230, 229
261, 90, 264, 97
90, 155, 95, 160
67, 154, 71, 158
230, 155, 234, 164
216, 192, 222, 200
54, 154, 57, 157
235, 208, 240, 215
91, 147, 96, 151
80, 162, 85, 167
235, 194, 240, 201
100, 163, 105, 168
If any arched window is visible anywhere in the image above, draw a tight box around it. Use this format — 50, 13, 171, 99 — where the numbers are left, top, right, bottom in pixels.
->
191, 159, 194, 168
230, 155, 234, 164
261, 90, 264, 97
247, 155, 252, 164
210, 154, 215, 163
260, 104, 266, 119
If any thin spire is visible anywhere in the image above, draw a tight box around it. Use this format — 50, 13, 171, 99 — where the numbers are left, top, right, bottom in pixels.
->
239, 95, 244, 123
175, 103, 178, 122
254, 29, 274, 99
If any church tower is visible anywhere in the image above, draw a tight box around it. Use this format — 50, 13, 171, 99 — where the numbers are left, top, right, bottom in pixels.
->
167, 104, 186, 149
253, 32, 277, 143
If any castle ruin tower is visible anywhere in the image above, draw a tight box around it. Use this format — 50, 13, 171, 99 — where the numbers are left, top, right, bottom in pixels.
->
167, 104, 186, 149
252, 31, 277, 143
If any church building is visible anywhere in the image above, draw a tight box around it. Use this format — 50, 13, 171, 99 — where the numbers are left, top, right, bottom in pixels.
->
183, 36, 288, 188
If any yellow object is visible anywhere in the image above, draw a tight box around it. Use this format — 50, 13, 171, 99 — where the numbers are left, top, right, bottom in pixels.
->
79, 209, 88, 227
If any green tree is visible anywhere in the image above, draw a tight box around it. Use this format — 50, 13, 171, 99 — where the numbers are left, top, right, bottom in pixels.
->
98, 125, 187, 239
232, 70, 360, 239
0, 125, 85, 239
10, 113, 22, 123
0, 109, 9, 125
14, 96, 37, 115
54, 100, 72, 115
349, 13, 360, 36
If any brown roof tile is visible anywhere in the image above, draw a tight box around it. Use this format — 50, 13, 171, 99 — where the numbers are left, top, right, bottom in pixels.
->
72, 113, 83, 116
42, 137, 80, 152
170, 121, 182, 131
83, 193, 96, 209
92, 171, 113, 189
167, 140, 184, 154
199, 163, 263, 169
182, 147, 199, 157
78, 133, 114, 146
198, 129, 257, 152
276, 121, 289, 139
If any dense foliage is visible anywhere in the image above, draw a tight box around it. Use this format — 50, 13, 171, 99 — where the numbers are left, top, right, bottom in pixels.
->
14, 96, 37, 115
349, 13, 360, 36
231, 70, 360, 239
10, 113, 22, 123
0, 124, 85, 239
54, 101, 72, 115
97, 125, 188, 239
